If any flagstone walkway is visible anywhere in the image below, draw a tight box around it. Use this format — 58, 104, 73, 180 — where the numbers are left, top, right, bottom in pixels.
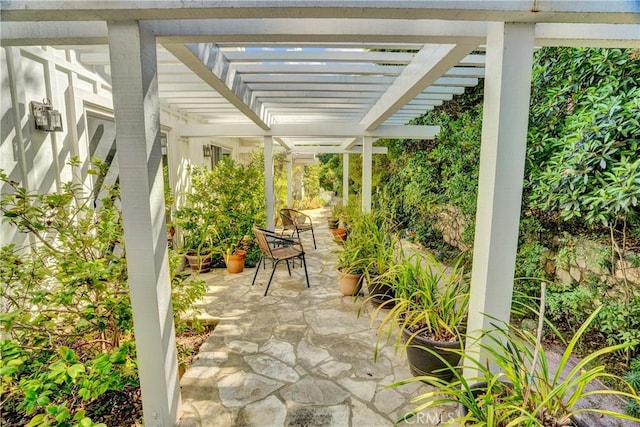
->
178, 207, 456, 427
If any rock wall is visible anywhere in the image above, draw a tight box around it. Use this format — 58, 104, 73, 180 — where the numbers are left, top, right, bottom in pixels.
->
553, 238, 640, 286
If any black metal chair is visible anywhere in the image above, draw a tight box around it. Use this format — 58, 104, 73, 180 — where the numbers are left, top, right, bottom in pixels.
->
251, 226, 310, 296
279, 208, 317, 249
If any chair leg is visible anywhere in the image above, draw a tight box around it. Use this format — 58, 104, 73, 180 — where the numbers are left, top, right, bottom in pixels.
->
264, 260, 280, 296
301, 254, 310, 289
310, 227, 317, 249
286, 260, 291, 275
251, 255, 263, 286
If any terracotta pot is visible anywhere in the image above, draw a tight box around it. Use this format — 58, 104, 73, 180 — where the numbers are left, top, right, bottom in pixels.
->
185, 252, 212, 273
331, 227, 348, 242
337, 270, 363, 296
402, 327, 461, 380
224, 251, 246, 273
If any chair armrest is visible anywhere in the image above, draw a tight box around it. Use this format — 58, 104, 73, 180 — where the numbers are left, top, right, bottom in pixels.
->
259, 228, 297, 247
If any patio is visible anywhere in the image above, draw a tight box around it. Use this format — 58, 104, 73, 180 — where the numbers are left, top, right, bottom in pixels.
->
178, 207, 454, 427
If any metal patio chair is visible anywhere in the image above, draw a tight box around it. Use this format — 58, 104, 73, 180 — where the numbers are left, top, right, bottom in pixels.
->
251, 226, 310, 296
279, 208, 317, 249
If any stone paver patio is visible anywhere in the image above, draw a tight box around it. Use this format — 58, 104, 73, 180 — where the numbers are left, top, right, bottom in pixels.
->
178, 207, 456, 427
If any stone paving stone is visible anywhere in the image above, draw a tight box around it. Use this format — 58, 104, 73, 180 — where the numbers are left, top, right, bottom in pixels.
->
181, 365, 221, 380
218, 372, 284, 407
313, 359, 352, 378
351, 398, 392, 427
279, 377, 350, 406
180, 400, 233, 427
305, 308, 370, 335
227, 340, 258, 355
244, 354, 300, 383
260, 339, 296, 365
296, 341, 330, 369
236, 396, 287, 427
373, 387, 406, 415
336, 378, 377, 402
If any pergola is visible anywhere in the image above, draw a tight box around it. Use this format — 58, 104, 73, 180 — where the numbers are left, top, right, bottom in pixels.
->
1, 1, 638, 425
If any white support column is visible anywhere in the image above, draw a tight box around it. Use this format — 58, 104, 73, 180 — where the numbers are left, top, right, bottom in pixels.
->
286, 153, 293, 208
361, 136, 373, 213
264, 136, 275, 229
342, 153, 349, 205
464, 22, 535, 377
107, 21, 180, 426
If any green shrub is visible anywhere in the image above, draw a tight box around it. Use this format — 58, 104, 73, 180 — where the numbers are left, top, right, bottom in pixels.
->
546, 285, 598, 331
0, 162, 205, 425
599, 295, 640, 348
176, 157, 266, 257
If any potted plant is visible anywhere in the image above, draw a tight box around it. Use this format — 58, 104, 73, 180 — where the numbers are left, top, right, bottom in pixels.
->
374, 250, 470, 379
335, 229, 367, 296
395, 306, 640, 426
221, 236, 250, 274
175, 206, 215, 273
357, 211, 398, 307
327, 204, 343, 229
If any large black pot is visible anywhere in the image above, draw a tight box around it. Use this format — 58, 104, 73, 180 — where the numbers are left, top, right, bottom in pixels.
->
402, 328, 461, 380
368, 278, 395, 308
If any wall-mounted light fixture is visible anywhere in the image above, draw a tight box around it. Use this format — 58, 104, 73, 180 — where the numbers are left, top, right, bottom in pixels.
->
31, 98, 63, 132
203, 144, 212, 157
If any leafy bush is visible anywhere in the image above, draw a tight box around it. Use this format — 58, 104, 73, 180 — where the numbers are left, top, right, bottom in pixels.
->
176, 156, 265, 261
599, 295, 640, 348
0, 162, 205, 425
545, 284, 598, 331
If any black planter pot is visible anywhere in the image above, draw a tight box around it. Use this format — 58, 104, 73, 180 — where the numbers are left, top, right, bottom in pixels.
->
402, 328, 461, 380
368, 279, 395, 308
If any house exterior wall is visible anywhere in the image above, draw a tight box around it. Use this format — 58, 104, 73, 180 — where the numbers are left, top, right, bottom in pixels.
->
1, 45, 245, 247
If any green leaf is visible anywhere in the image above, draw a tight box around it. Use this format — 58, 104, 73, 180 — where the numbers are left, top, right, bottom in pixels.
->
36, 395, 50, 406
67, 363, 85, 380
25, 414, 45, 427
0, 366, 18, 376
78, 387, 91, 401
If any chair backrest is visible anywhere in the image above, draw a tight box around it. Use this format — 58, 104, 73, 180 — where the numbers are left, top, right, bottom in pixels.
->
253, 227, 274, 259
279, 209, 296, 229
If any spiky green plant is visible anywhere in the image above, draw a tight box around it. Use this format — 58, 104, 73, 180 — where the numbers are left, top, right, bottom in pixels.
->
394, 307, 640, 426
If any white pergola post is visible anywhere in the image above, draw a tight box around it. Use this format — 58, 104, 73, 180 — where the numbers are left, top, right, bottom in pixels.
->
107, 21, 180, 426
264, 136, 275, 229
464, 22, 535, 377
361, 136, 373, 212
342, 152, 349, 205
286, 153, 293, 208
